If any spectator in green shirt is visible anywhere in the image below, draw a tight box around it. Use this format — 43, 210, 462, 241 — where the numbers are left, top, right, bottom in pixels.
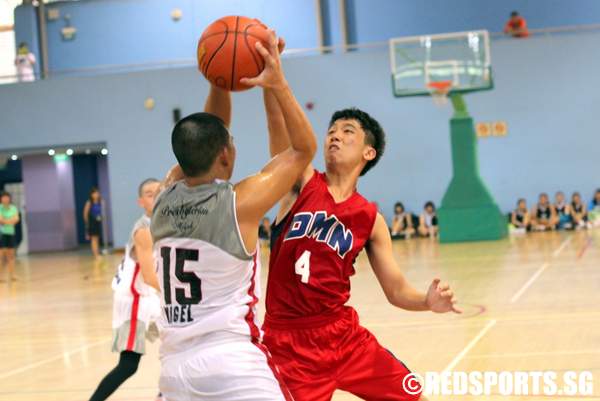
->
0, 191, 20, 281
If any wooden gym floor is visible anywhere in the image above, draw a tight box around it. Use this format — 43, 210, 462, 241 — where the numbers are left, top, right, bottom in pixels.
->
0, 230, 599, 401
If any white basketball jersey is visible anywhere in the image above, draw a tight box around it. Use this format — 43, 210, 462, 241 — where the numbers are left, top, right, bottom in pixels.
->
112, 214, 155, 297
151, 181, 261, 357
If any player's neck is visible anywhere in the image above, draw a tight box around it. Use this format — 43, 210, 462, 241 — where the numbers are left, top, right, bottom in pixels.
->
184, 169, 228, 187
324, 169, 359, 203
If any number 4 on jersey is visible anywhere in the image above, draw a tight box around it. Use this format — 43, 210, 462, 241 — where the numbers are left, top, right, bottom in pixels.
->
295, 250, 311, 283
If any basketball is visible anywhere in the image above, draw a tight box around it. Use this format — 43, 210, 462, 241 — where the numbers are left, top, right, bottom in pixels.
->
197, 16, 270, 91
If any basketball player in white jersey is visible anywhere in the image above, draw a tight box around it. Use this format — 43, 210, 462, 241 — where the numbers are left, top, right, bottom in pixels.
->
89, 178, 163, 401
151, 30, 317, 401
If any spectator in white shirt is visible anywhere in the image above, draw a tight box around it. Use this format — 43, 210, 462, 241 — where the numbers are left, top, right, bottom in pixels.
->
14, 42, 36, 82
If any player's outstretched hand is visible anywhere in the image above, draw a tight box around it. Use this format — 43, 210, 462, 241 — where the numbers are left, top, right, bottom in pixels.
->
426, 278, 463, 314
240, 30, 287, 90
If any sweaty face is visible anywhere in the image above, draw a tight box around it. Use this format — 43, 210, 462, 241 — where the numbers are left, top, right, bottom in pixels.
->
324, 119, 373, 172
139, 182, 160, 214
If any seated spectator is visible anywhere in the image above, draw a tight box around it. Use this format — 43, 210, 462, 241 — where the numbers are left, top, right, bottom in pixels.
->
258, 217, 271, 247
504, 11, 529, 38
571, 192, 589, 230
418, 201, 438, 238
531, 193, 557, 231
390, 202, 415, 239
589, 189, 600, 226
554, 191, 573, 230
510, 198, 530, 233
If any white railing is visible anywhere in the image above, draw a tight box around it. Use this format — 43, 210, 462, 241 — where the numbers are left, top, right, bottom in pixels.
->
1, 23, 600, 83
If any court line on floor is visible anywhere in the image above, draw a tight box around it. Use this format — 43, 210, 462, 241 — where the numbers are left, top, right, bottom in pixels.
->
577, 236, 593, 259
552, 236, 573, 257
509, 262, 550, 304
510, 236, 572, 304
0, 337, 110, 380
442, 319, 497, 373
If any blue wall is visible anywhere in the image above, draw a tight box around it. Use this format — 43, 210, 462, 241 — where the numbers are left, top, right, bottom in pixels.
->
14, 0, 600, 73
348, 0, 600, 43
1, 31, 599, 245
33, 0, 320, 71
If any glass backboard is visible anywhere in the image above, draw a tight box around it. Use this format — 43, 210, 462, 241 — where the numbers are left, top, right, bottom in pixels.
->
390, 30, 493, 97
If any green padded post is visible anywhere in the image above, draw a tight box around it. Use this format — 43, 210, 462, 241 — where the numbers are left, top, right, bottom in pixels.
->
437, 93, 507, 242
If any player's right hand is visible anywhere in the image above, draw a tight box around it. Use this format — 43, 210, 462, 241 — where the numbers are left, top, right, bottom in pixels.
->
240, 30, 287, 90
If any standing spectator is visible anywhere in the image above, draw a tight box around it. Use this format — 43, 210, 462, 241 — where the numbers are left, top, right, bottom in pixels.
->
0, 191, 20, 281
554, 191, 573, 230
531, 193, 557, 231
14, 42, 36, 82
418, 201, 438, 238
571, 192, 589, 230
390, 201, 415, 239
504, 11, 529, 38
510, 198, 531, 233
84, 187, 104, 259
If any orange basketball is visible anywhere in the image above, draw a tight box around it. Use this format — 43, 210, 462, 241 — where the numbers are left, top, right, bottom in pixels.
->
197, 16, 270, 92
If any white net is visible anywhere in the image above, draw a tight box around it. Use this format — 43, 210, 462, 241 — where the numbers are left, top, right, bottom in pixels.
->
431, 90, 449, 107
428, 82, 452, 107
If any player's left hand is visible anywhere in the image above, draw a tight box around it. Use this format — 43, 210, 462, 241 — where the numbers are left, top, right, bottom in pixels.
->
239, 30, 287, 90
426, 278, 462, 314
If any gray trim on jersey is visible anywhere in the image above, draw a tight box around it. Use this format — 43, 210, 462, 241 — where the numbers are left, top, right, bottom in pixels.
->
151, 180, 252, 261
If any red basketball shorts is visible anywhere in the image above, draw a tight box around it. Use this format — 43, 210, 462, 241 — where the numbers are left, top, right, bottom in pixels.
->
262, 307, 422, 401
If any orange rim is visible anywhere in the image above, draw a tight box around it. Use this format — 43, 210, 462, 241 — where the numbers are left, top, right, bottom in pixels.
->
427, 80, 453, 93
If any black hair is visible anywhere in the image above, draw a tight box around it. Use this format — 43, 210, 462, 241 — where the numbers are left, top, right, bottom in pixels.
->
18, 42, 27, 48
394, 201, 404, 213
328, 108, 385, 176
89, 187, 100, 202
517, 198, 526, 205
424, 201, 436, 211
510, 11, 519, 17
171, 112, 230, 177
138, 178, 160, 197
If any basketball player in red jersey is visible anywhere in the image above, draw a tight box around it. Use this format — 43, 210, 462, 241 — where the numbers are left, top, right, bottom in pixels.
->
248, 41, 462, 401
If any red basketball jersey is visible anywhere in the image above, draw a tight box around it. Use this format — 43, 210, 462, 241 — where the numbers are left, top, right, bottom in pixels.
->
265, 170, 378, 322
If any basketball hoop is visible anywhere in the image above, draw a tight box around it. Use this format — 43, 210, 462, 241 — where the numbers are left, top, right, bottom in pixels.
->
427, 80, 453, 107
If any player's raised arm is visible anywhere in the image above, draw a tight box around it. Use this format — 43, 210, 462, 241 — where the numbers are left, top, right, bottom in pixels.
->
204, 85, 231, 128
366, 213, 462, 314
234, 30, 317, 247
262, 40, 315, 221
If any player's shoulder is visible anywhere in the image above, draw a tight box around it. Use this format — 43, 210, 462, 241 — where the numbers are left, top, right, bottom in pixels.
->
350, 189, 378, 211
